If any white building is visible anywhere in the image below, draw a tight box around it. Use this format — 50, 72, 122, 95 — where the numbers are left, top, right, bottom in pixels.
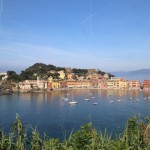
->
18, 77, 47, 90
0, 72, 8, 81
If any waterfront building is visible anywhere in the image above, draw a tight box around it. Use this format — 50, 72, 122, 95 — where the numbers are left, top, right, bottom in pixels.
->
60, 81, 67, 88
18, 81, 32, 90
114, 78, 128, 89
18, 78, 47, 90
128, 80, 141, 90
66, 80, 91, 88
106, 79, 116, 89
143, 80, 150, 90
98, 79, 107, 89
51, 81, 60, 89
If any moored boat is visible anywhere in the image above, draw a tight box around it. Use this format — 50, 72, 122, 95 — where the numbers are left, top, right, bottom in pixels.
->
69, 101, 77, 105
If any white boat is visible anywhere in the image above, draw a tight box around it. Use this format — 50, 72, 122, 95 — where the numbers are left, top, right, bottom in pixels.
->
118, 99, 121, 102
148, 97, 150, 99
93, 102, 98, 105
136, 99, 139, 101
69, 93, 77, 105
91, 97, 95, 99
129, 97, 133, 100
110, 100, 114, 103
63, 98, 69, 101
85, 96, 90, 101
69, 101, 77, 104
144, 97, 147, 99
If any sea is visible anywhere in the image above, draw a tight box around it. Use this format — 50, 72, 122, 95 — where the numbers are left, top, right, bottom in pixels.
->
0, 89, 150, 139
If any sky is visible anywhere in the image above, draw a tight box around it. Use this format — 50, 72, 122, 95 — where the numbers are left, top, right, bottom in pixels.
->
0, 0, 150, 73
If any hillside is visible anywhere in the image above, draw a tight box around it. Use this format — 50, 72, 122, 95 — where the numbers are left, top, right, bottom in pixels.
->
5, 63, 114, 82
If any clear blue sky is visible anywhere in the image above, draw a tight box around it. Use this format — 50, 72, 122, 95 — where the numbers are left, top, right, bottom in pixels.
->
0, 0, 150, 73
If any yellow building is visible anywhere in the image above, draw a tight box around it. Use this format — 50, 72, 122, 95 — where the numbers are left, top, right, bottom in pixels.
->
115, 78, 128, 89
52, 81, 60, 89
58, 70, 65, 79
106, 80, 116, 89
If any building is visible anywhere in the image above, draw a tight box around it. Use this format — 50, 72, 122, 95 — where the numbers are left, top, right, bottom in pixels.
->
98, 79, 107, 89
103, 74, 109, 79
18, 77, 47, 90
67, 73, 75, 80
86, 73, 103, 80
47, 70, 56, 74
0, 72, 8, 81
87, 69, 97, 74
116, 78, 128, 89
77, 76, 85, 81
60, 81, 67, 88
58, 70, 65, 79
128, 80, 141, 90
18, 81, 32, 90
66, 80, 91, 88
106, 79, 116, 89
143, 80, 150, 90
51, 81, 60, 89
65, 68, 72, 74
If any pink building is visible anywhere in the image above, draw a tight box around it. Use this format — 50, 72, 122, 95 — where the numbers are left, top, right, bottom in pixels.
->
128, 80, 141, 90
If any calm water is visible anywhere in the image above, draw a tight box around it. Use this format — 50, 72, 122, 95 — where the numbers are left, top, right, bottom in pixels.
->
0, 89, 150, 139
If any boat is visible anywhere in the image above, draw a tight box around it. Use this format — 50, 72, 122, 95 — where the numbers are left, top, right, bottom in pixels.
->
91, 97, 95, 99
148, 97, 150, 99
93, 102, 98, 105
136, 99, 139, 101
85, 96, 90, 101
110, 100, 114, 103
144, 97, 147, 99
62, 98, 69, 101
68, 93, 77, 105
118, 99, 121, 102
69, 101, 77, 105
129, 97, 133, 100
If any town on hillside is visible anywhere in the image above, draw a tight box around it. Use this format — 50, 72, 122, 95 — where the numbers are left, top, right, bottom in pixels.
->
0, 63, 150, 94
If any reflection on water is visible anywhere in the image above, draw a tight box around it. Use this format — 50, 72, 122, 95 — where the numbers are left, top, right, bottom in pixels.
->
0, 89, 150, 139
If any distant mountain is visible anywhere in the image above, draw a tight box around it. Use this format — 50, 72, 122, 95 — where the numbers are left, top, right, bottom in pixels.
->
112, 69, 150, 82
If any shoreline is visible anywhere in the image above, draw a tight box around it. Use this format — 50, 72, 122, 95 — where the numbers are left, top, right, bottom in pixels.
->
1, 87, 150, 96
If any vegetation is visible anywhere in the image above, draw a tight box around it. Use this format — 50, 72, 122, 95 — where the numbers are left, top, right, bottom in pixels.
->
5, 63, 114, 83
1, 115, 150, 149
20, 63, 65, 81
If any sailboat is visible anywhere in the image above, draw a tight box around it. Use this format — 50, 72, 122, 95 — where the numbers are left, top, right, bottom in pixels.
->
69, 93, 77, 105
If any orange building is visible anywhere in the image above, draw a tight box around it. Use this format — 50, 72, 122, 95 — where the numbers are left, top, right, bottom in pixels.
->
66, 80, 91, 88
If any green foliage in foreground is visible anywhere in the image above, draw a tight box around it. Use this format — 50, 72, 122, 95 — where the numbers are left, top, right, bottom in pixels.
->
1, 115, 150, 149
